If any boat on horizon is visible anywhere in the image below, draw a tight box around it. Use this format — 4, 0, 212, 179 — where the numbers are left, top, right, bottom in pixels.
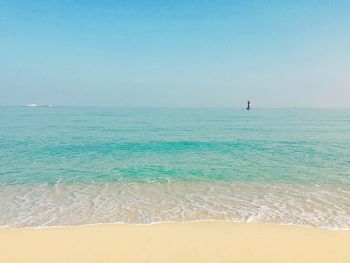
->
23, 104, 55, 107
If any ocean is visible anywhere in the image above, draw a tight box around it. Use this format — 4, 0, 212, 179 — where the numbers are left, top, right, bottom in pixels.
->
0, 106, 349, 228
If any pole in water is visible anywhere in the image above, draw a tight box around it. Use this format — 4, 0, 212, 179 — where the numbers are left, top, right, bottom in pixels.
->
246, 100, 251, 110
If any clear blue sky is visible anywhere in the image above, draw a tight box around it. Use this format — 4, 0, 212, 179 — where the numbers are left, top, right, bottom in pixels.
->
1, 1, 349, 107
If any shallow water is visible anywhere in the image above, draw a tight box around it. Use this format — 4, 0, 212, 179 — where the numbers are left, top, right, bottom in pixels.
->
1, 107, 349, 228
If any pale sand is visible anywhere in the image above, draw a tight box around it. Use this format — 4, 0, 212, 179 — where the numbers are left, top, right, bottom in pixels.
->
1, 222, 350, 263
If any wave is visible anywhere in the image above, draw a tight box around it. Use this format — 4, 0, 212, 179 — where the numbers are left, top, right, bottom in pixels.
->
1, 181, 349, 229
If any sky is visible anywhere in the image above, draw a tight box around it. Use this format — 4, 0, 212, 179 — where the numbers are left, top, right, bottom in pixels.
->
1, 0, 349, 107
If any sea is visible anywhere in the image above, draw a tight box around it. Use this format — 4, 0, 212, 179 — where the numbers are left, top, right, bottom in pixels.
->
0, 106, 349, 229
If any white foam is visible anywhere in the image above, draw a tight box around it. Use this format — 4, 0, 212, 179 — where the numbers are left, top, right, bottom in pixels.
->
0, 181, 349, 229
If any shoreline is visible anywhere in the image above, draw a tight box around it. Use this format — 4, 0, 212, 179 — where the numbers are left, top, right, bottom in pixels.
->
1, 219, 350, 231
1, 221, 350, 263
2, 181, 349, 229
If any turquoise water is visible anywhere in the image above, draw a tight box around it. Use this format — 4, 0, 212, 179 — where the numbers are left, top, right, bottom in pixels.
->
0, 107, 349, 228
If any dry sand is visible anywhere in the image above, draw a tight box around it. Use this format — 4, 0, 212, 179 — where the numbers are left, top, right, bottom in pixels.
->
1, 222, 349, 263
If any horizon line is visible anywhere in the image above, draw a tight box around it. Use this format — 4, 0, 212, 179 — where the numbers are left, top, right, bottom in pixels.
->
1, 104, 350, 109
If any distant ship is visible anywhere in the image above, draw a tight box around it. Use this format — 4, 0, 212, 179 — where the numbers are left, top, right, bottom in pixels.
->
24, 104, 54, 107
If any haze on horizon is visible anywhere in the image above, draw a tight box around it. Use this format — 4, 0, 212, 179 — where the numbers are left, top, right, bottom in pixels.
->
1, 1, 349, 108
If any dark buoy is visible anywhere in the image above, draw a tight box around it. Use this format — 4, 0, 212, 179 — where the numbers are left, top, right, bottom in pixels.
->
246, 100, 251, 110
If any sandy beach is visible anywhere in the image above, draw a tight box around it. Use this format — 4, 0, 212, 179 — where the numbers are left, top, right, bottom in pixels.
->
1, 222, 350, 263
